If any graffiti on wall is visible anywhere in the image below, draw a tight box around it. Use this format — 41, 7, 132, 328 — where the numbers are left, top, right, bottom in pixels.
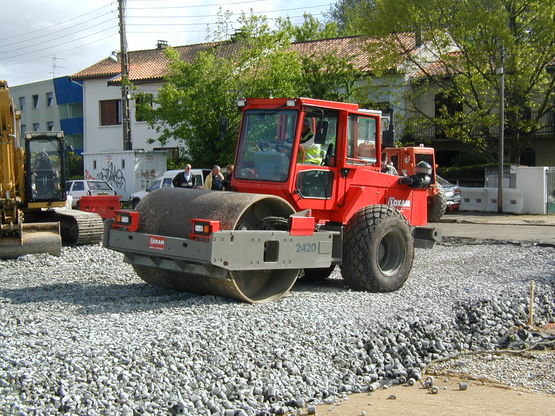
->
139, 168, 157, 190
85, 162, 126, 193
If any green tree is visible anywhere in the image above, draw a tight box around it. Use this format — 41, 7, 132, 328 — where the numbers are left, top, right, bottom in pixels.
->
353, 0, 555, 163
278, 13, 340, 42
137, 14, 302, 167
138, 13, 365, 167
66, 149, 83, 180
299, 53, 362, 101
327, 0, 375, 35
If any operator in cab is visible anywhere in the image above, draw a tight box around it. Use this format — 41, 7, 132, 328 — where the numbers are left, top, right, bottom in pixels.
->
298, 118, 322, 165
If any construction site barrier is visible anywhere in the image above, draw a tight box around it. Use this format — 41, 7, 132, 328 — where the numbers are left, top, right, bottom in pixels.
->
78, 195, 121, 220
460, 187, 524, 213
484, 188, 524, 214
459, 188, 487, 212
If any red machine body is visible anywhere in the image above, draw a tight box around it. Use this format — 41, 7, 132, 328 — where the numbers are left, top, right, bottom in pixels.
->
231, 98, 428, 226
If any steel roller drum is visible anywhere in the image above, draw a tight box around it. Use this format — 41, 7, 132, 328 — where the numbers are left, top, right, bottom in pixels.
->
132, 187, 301, 303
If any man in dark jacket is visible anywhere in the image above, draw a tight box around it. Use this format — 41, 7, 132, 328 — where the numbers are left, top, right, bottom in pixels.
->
172, 164, 196, 188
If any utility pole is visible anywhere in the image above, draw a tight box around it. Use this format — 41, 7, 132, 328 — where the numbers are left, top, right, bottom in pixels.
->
118, 0, 132, 150
496, 46, 505, 213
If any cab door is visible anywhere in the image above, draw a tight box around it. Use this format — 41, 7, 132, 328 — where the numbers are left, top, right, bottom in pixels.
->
292, 110, 340, 215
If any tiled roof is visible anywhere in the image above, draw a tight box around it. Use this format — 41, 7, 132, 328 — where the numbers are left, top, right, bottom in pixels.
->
73, 41, 223, 82
411, 51, 464, 78
72, 34, 419, 82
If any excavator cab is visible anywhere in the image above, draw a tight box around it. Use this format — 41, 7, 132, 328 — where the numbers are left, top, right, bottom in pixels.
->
24, 132, 67, 206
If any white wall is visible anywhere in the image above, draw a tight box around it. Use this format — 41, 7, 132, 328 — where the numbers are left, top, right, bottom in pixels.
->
516, 166, 548, 214
82, 79, 180, 154
83, 150, 167, 200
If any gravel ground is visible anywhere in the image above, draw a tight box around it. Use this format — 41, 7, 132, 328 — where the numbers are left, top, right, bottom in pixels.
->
427, 350, 555, 393
0, 239, 554, 415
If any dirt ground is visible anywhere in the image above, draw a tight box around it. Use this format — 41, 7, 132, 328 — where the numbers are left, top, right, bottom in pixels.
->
308, 377, 555, 416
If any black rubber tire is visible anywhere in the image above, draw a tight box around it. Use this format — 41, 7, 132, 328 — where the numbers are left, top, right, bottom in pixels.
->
340, 205, 414, 292
302, 265, 335, 281
427, 186, 447, 222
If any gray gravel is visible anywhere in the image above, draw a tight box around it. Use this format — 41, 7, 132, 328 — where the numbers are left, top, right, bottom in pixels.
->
1, 240, 554, 415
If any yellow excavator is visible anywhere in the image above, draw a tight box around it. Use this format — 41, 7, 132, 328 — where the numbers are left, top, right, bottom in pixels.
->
0, 80, 103, 259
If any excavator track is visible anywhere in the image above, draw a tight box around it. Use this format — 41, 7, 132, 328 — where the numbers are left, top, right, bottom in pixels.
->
54, 209, 104, 245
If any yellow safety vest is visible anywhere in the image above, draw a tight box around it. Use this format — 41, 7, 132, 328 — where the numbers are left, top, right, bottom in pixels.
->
299, 143, 322, 165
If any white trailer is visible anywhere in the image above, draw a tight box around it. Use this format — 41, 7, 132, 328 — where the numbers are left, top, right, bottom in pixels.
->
83, 150, 167, 201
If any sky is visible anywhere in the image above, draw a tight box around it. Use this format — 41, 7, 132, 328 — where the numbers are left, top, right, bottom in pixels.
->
1, 0, 336, 87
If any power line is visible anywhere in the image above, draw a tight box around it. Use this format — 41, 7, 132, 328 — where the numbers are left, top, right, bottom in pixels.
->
126, 3, 330, 18
125, 4, 328, 26
0, 2, 116, 42
127, 12, 324, 33
2, 24, 119, 63
0, 18, 117, 56
127, 0, 262, 9
5, 32, 117, 66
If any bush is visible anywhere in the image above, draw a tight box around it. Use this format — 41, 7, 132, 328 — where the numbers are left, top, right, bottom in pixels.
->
66, 151, 84, 180
438, 163, 508, 187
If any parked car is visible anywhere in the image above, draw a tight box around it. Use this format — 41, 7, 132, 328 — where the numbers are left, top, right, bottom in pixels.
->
66, 180, 117, 208
437, 175, 461, 211
130, 169, 210, 209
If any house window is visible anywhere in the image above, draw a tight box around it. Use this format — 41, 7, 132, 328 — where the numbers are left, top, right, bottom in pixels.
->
46, 92, 54, 107
59, 103, 83, 119
18, 97, 25, 110
47, 121, 54, 131
100, 99, 121, 126
33, 122, 40, 131
32, 95, 39, 109
20, 124, 26, 137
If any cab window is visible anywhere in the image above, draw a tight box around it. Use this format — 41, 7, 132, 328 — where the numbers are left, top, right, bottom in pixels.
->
347, 115, 378, 165
299, 110, 338, 167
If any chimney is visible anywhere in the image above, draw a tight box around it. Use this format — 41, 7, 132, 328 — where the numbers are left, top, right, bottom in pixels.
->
415, 29, 422, 48
157, 40, 168, 50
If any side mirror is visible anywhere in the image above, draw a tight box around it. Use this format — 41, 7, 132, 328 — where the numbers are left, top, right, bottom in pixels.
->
314, 120, 328, 145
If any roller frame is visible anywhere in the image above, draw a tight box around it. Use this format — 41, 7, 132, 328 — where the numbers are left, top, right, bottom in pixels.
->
104, 221, 341, 277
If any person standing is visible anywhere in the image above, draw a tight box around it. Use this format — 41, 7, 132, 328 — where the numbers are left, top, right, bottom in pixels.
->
222, 164, 234, 191
204, 165, 225, 191
172, 163, 196, 188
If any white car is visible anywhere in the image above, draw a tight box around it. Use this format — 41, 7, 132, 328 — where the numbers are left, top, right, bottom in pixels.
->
130, 169, 210, 209
66, 180, 117, 208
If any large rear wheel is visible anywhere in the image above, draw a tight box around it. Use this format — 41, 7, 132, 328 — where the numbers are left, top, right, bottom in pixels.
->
427, 186, 447, 222
340, 205, 414, 292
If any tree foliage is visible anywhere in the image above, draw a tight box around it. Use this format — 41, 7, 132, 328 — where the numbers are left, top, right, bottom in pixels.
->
278, 13, 340, 42
327, 0, 375, 35
137, 13, 363, 167
351, 0, 555, 163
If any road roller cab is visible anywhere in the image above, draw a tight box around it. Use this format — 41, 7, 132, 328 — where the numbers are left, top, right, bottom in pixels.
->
104, 98, 440, 303
232, 98, 431, 227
